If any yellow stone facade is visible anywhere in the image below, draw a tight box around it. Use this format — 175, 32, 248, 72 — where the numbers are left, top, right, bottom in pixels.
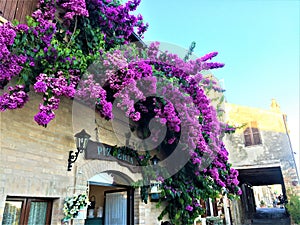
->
225, 100, 288, 134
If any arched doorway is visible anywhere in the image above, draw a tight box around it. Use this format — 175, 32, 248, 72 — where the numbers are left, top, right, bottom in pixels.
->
85, 171, 135, 225
237, 166, 290, 224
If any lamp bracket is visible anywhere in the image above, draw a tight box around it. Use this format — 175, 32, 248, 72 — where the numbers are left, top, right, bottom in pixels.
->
67, 148, 80, 171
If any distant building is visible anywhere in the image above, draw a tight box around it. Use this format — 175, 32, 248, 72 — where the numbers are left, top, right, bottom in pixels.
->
224, 99, 299, 225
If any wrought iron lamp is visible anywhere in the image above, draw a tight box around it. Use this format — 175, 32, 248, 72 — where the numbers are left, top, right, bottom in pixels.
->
150, 155, 160, 166
150, 155, 161, 201
67, 129, 91, 171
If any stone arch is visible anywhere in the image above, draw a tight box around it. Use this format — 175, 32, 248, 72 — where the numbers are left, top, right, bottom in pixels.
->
77, 161, 145, 224
77, 160, 142, 187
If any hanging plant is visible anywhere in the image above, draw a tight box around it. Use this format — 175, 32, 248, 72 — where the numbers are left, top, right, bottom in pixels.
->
63, 193, 90, 220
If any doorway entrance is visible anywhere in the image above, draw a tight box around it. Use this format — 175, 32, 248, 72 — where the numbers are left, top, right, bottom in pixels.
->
85, 172, 134, 225
104, 189, 132, 225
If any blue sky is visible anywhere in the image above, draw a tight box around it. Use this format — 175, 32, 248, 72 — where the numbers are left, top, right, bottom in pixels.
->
135, 0, 300, 168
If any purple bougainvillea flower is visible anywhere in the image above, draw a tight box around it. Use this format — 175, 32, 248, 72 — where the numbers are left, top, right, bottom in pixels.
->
185, 205, 193, 212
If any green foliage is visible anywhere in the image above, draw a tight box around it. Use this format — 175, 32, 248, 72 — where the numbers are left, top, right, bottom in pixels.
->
157, 163, 220, 225
286, 190, 300, 224
10, 15, 106, 92
206, 216, 223, 225
110, 146, 155, 204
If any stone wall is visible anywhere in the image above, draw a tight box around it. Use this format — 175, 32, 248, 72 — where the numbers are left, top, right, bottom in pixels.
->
0, 92, 75, 224
0, 91, 168, 225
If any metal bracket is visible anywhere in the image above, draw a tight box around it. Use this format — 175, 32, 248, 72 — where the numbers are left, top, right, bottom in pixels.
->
67, 148, 80, 171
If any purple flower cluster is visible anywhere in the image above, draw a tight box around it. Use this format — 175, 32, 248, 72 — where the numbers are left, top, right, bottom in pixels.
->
146, 42, 225, 163
93, 44, 243, 205
0, 23, 27, 88
86, 0, 148, 46
33, 72, 79, 126
0, 85, 29, 111
220, 122, 236, 133
0, 0, 149, 126
0, 22, 16, 47
31, 9, 56, 47
114, 80, 145, 121
202, 62, 225, 70
34, 106, 56, 127
36, 0, 87, 23
16, 24, 29, 33
201, 77, 225, 93
204, 142, 241, 194
75, 74, 113, 120
0, 0, 150, 125
34, 72, 78, 98
36, 0, 57, 20
199, 52, 218, 62
77, 44, 202, 154
139, 43, 242, 202
98, 43, 227, 167
57, 0, 89, 20
156, 176, 164, 182
155, 101, 181, 132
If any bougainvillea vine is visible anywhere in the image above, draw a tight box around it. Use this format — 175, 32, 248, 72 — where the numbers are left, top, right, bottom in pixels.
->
0, 0, 241, 224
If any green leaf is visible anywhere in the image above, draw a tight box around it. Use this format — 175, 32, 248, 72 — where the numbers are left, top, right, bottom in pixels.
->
175, 212, 181, 220
12, 19, 19, 26
22, 73, 28, 82
87, 41, 93, 49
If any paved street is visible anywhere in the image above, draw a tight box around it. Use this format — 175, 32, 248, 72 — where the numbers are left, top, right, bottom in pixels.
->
252, 207, 291, 225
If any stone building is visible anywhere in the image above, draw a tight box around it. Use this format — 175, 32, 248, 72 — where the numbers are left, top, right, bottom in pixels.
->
0, 2, 164, 224
0, 87, 174, 225
223, 99, 299, 224
0, 75, 229, 225
0, 1, 245, 225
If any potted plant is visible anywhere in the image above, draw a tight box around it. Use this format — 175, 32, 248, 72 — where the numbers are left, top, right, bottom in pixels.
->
259, 200, 266, 208
206, 216, 223, 225
63, 193, 90, 220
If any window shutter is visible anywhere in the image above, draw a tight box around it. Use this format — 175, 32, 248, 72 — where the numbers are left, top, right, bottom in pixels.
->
243, 122, 262, 146
244, 127, 252, 146
253, 133, 262, 145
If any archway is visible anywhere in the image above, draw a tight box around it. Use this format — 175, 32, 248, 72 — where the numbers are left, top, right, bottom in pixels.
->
86, 170, 136, 225
237, 166, 290, 224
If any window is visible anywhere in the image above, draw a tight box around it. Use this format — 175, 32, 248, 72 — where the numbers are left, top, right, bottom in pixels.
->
2, 197, 53, 225
244, 121, 262, 146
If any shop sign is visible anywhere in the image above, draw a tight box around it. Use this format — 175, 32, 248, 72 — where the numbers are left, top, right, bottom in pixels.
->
84, 140, 140, 173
